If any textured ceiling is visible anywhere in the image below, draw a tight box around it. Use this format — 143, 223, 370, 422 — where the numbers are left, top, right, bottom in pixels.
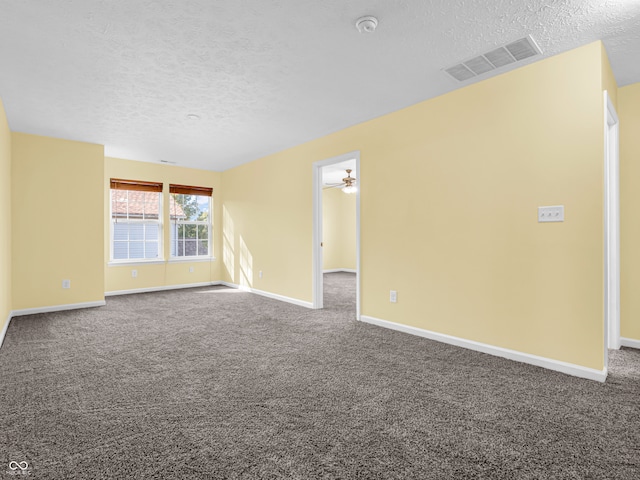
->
1, 0, 639, 171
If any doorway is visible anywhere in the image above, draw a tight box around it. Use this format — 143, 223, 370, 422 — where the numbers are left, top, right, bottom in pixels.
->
604, 90, 620, 370
312, 151, 361, 319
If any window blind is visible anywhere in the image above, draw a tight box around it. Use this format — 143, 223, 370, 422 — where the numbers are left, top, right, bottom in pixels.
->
110, 178, 163, 192
169, 184, 213, 196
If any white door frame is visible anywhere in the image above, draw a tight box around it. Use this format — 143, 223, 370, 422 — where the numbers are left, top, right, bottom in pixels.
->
312, 151, 361, 319
604, 90, 620, 366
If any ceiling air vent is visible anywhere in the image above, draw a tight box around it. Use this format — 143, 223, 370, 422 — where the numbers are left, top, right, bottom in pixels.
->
444, 35, 542, 82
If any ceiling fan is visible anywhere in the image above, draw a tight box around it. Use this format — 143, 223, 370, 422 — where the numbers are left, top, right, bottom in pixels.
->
324, 169, 357, 194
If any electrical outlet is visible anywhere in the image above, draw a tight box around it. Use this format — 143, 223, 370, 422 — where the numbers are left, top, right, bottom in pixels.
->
538, 205, 564, 223
131, 269, 137, 278
189, 266, 194, 273
62, 280, 71, 289
390, 290, 397, 303
259, 270, 263, 279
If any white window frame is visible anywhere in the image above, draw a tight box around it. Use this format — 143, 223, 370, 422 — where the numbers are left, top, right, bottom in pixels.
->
169, 194, 213, 260
109, 188, 164, 264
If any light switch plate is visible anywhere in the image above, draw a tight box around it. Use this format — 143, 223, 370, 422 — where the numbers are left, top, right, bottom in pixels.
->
538, 205, 564, 223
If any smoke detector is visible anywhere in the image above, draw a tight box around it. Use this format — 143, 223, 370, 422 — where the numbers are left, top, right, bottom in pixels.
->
356, 16, 378, 34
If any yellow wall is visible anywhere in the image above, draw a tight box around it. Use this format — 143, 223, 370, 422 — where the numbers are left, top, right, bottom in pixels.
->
620, 82, 640, 342
322, 188, 356, 271
104, 157, 222, 292
222, 41, 607, 370
12, 133, 104, 309
0, 99, 11, 327
221, 151, 312, 295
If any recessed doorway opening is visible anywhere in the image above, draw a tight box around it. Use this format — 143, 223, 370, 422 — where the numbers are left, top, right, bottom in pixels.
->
312, 151, 361, 319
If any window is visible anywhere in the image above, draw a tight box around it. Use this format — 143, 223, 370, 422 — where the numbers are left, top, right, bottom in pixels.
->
169, 184, 213, 258
110, 179, 163, 261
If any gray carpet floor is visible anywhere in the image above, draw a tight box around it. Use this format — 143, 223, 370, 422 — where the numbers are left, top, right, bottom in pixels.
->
1, 272, 639, 479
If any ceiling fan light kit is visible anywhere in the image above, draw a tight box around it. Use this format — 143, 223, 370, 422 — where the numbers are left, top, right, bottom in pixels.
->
341, 169, 357, 194
323, 168, 357, 194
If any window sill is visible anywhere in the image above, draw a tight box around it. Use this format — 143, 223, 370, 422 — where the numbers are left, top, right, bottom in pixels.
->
108, 259, 166, 267
169, 256, 216, 263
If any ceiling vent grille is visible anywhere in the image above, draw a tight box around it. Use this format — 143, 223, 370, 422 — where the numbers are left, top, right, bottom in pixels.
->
444, 35, 542, 82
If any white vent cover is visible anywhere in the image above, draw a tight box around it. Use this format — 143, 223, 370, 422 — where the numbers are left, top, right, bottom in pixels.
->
444, 35, 542, 82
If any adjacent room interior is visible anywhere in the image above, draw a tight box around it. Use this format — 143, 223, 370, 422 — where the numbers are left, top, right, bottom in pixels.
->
320, 157, 358, 311
1, 1, 640, 477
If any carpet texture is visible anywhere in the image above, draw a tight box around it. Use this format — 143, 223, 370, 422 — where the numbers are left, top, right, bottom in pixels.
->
1, 272, 639, 479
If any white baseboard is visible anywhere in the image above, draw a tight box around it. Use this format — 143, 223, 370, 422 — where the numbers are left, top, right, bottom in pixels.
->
360, 315, 607, 383
0, 312, 11, 349
11, 300, 106, 317
105, 281, 313, 311
323, 269, 356, 274
251, 287, 313, 309
105, 281, 224, 297
222, 281, 313, 309
621, 337, 640, 349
